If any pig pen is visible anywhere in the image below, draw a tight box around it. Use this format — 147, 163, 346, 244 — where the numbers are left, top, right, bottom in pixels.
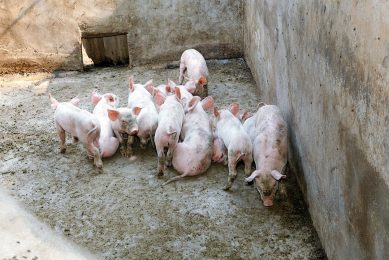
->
0, 59, 325, 259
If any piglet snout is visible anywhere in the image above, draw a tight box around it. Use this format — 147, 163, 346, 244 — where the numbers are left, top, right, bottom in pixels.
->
263, 196, 274, 207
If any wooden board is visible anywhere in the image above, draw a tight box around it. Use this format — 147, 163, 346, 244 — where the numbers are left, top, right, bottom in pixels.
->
82, 34, 129, 66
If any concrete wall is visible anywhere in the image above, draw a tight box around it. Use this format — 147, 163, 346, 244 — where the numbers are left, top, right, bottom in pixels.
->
0, 0, 243, 74
244, 1, 388, 259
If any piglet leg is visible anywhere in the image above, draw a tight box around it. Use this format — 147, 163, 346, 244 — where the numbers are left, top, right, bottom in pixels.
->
119, 133, 129, 157
179, 62, 186, 84
223, 154, 238, 191
157, 148, 166, 176
140, 137, 148, 149
279, 182, 287, 199
86, 143, 103, 168
166, 149, 173, 167
56, 123, 66, 153
123, 135, 134, 157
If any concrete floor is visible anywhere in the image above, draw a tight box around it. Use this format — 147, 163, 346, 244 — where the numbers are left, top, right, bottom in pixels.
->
0, 59, 326, 259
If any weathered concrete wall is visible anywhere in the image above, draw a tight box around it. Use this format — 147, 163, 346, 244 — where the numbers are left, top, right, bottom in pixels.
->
244, 1, 388, 259
0, 0, 243, 74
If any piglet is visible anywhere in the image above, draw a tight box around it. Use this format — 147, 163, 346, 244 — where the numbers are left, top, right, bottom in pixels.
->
245, 105, 288, 207
91, 92, 120, 158
240, 102, 265, 143
155, 79, 176, 96
154, 87, 185, 175
179, 49, 209, 97
127, 77, 159, 148
242, 113, 255, 144
163, 92, 214, 185
213, 103, 253, 190
107, 107, 141, 157
49, 93, 102, 168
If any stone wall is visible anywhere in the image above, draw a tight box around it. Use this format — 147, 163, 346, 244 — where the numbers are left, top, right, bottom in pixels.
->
0, 0, 243, 73
244, 1, 388, 259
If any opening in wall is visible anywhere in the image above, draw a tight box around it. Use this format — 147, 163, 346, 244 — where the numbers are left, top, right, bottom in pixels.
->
81, 32, 129, 68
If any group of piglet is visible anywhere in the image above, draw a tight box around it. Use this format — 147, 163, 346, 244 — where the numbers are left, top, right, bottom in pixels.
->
48, 49, 287, 207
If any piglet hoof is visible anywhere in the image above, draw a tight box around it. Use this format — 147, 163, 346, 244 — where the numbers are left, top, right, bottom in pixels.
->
94, 155, 103, 168
60, 147, 66, 153
140, 143, 146, 149
157, 166, 164, 177
95, 161, 103, 169
279, 186, 287, 200
73, 136, 79, 143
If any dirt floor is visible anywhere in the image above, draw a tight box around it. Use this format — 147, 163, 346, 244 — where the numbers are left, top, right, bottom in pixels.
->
0, 59, 326, 259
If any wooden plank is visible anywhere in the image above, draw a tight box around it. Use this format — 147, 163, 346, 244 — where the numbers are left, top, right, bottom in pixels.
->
82, 37, 105, 65
82, 33, 129, 66
82, 32, 127, 39
103, 34, 129, 65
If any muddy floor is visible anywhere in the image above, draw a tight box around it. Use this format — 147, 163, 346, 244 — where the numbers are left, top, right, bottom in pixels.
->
0, 59, 326, 259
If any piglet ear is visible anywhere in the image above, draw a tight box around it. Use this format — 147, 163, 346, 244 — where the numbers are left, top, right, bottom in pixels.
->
168, 78, 177, 87
165, 85, 172, 93
129, 77, 135, 92
144, 79, 154, 95
48, 93, 59, 110
175, 86, 181, 99
91, 92, 102, 105
154, 91, 166, 106
145, 86, 155, 96
240, 110, 250, 122
271, 170, 286, 181
70, 96, 80, 106
188, 96, 201, 112
106, 94, 115, 103
185, 81, 196, 94
201, 96, 214, 111
197, 75, 207, 86
229, 102, 240, 116
213, 107, 220, 118
133, 106, 142, 116
107, 109, 119, 121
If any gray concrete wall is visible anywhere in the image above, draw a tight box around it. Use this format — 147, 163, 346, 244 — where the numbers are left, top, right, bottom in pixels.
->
0, 0, 243, 74
244, 1, 388, 259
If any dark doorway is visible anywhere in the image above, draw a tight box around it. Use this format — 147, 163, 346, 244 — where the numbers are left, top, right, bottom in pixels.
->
81, 33, 129, 67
